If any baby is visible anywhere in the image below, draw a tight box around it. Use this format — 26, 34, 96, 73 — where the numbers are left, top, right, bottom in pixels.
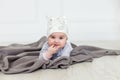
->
39, 17, 73, 60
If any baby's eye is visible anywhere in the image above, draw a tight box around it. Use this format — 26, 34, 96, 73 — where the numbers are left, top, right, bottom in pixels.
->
59, 37, 63, 39
51, 36, 55, 39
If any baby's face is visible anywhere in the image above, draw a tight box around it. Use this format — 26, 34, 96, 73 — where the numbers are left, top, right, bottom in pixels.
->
48, 32, 67, 49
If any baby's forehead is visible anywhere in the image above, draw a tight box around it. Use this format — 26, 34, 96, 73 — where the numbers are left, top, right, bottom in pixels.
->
50, 32, 66, 37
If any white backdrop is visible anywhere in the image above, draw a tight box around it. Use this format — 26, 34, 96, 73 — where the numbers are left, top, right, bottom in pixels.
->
0, 0, 120, 44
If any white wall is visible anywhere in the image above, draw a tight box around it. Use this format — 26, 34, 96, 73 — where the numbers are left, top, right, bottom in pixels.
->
64, 0, 120, 41
0, 0, 120, 44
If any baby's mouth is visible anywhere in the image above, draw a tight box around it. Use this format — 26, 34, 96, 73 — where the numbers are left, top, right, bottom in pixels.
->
54, 44, 57, 46
53, 44, 59, 47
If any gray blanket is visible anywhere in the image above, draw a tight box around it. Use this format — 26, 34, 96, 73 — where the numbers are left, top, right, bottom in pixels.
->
0, 36, 120, 74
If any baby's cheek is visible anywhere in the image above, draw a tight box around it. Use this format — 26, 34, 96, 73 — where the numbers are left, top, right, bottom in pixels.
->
60, 44, 65, 48
48, 42, 53, 46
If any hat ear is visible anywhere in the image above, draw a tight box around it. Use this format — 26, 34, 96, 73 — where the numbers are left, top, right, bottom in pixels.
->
46, 16, 53, 24
46, 16, 52, 35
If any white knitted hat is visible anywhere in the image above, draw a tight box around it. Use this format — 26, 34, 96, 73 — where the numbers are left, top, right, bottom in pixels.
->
47, 16, 68, 37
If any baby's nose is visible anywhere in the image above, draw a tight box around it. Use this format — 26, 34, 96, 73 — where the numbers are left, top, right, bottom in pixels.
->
54, 39, 59, 42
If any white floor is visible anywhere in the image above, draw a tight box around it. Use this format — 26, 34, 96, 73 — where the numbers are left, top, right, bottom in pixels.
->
0, 40, 120, 80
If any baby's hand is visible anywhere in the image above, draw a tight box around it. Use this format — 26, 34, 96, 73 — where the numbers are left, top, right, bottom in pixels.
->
48, 45, 60, 55
44, 44, 61, 59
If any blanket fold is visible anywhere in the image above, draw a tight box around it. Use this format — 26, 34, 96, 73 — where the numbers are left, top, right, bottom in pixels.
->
0, 36, 120, 74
